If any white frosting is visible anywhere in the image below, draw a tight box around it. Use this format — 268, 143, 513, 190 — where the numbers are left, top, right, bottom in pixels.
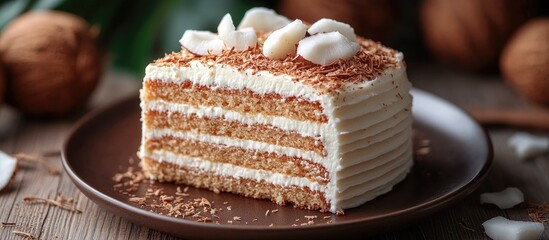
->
141, 55, 413, 212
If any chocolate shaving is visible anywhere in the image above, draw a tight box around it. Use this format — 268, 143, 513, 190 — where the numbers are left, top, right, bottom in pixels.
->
154, 37, 399, 95
526, 202, 549, 222
12, 230, 36, 239
459, 219, 476, 232
23, 194, 82, 213
1, 222, 16, 227
12, 152, 61, 175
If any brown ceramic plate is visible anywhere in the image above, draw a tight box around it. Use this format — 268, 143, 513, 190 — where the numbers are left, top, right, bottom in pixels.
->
62, 88, 492, 239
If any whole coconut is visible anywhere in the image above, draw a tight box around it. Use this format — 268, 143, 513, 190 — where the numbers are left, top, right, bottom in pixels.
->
501, 18, 549, 105
420, 0, 532, 72
279, 0, 397, 42
0, 11, 104, 117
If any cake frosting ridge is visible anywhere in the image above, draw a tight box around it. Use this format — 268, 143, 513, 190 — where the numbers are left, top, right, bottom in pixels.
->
139, 7, 413, 213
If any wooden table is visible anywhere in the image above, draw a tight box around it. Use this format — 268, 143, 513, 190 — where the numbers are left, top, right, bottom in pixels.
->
0, 64, 548, 239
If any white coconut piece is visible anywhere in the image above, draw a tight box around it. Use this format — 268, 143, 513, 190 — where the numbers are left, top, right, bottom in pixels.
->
480, 187, 524, 209
222, 27, 257, 51
508, 132, 549, 160
217, 13, 257, 51
0, 151, 17, 191
483, 216, 544, 240
237, 7, 291, 33
217, 13, 235, 37
297, 32, 360, 65
262, 19, 307, 60
179, 30, 224, 55
308, 18, 357, 41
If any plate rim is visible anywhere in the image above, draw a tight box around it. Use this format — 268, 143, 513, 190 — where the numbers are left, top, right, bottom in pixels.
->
61, 88, 493, 233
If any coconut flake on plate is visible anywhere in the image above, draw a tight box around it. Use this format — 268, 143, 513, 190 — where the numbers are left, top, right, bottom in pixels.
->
483, 216, 544, 240
508, 132, 549, 160
0, 151, 17, 191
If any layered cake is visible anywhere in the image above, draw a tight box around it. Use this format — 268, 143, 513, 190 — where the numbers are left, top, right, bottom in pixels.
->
139, 7, 413, 213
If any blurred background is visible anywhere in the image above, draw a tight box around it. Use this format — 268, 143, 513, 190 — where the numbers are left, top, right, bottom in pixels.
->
0, 0, 546, 74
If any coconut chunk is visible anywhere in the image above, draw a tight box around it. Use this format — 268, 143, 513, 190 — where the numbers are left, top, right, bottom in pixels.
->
308, 18, 356, 41
483, 216, 544, 240
297, 32, 360, 65
480, 187, 524, 209
217, 13, 235, 37
237, 7, 291, 33
262, 19, 307, 60
222, 27, 257, 51
0, 151, 17, 191
508, 132, 549, 160
217, 14, 257, 51
179, 30, 224, 55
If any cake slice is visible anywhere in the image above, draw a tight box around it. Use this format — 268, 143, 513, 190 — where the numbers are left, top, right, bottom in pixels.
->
139, 8, 413, 213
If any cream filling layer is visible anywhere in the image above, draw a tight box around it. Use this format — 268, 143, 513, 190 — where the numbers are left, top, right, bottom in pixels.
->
147, 149, 327, 192
141, 97, 411, 142
143, 128, 323, 163
142, 99, 326, 138
145, 62, 323, 102
145, 60, 406, 105
143, 121, 410, 171
144, 147, 412, 211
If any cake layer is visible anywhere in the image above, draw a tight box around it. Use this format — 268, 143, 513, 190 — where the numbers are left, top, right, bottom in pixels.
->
146, 150, 327, 191
144, 110, 325, 156
144, 62, 410, 124
143, 128, 324, 163
145, 62, 326, 102
145, 136, 329, 184
142, 157, 330, 211
142, 140, 411, 211
142, 100, 326, 137
149, 41, 401, 100
143, 80, 327, 122
143, 120, 410, 172
141, 125, 411, 194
